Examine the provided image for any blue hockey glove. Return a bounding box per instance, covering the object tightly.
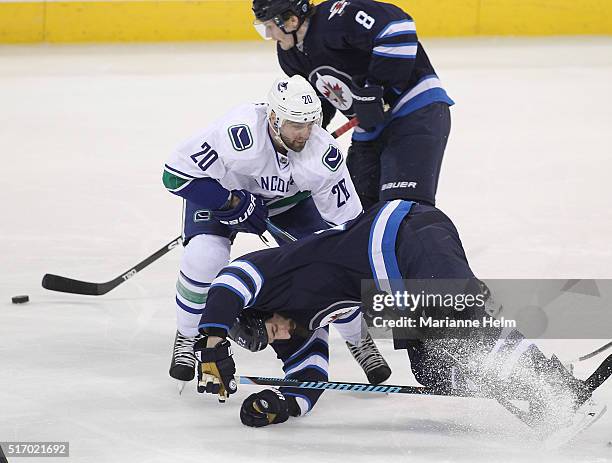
[194,337,237,402]
[240,389,291,427]
[213,189,268,235]
[351,80,385,131]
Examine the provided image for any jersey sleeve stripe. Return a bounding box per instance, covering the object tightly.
[283,339,329,371]
[391,76,445,115]
[375,19,416,40]
[281,393,313,415]
[226,260,264,305]
[164,164,198,179]
[284,327,329,364]
[373,44,418,59]
[163,170,191,192]
[368,200,414,293]
[284,357,329,378]
[210,274,253,305]
[198,322,232,332]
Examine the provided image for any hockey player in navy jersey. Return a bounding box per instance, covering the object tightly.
[252,0,453,210]
[192,201,605,439]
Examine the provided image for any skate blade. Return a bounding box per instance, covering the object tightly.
[177,380,188,395]
[543,403,607,449]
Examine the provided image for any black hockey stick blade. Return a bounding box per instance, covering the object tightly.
[42,236,182,296]
[42,273,110,296]
[585,353,612,392]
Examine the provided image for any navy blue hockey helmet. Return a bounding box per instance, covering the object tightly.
[229,310,271,352]
[252,0,313,37]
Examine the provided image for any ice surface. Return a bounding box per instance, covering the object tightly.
[1,38,611,462]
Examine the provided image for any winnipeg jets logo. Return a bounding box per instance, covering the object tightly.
[318,306,358,327]
[309,301,361,329]
[277,81,288,92]
[328,0,350,19]
[322,79,348,107]
[310,69,354,112]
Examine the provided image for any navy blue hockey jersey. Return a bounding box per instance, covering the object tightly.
[199,200,476,414]
[278,0,454,141]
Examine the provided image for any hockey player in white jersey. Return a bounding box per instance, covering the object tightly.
[163,75,391,390]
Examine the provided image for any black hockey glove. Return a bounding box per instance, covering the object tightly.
[193,337,237,402]
[351,79,385,131]
[240,389,291,427]
[214,189,268,235]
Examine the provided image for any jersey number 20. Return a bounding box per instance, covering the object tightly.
[331,178,351,208]
[190,142,218,171]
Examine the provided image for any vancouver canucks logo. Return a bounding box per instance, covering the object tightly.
[277,81,289,92]
[228,124,253,151]
[310,67,354,113]
[194,210,211,222]
[322,145,343,171]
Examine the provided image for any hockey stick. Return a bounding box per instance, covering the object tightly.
[264,219,297,243]
[42,237,182,296]
[331,117,359,138]
[41,223,293,295]
[237,375,496,398]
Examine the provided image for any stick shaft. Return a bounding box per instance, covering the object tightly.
[331,117,359,139]
[236,375,489,398]
[264,219,297,243]
[578,341,612,362]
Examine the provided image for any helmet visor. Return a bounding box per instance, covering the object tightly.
[253,19,274,40]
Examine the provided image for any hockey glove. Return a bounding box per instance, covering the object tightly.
[351,79,385,131]
[240,389,291,427]
[193,337,237,402]
[213,189,268,235]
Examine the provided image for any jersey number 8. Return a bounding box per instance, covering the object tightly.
[355,11,375,30]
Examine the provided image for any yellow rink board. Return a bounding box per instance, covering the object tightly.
[1,0,611,43]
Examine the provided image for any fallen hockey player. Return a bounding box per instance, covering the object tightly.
[192,199,610,445]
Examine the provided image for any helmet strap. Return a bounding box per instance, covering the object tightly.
[268,112,291,153]
[276,14,307,49]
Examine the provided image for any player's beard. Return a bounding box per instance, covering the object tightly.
[282,135,307,152]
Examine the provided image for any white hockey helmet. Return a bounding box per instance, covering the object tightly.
[267,75,322,133]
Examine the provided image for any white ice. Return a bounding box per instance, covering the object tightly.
[1,38,611,463]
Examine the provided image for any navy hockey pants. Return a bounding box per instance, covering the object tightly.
[347,103,450,210]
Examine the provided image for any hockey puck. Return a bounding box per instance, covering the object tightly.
[11,295,29,304]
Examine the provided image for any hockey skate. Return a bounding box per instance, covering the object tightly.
[169,330,202,394]
[346,332,392,385]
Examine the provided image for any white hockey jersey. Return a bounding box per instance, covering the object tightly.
[164,103,362,225]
